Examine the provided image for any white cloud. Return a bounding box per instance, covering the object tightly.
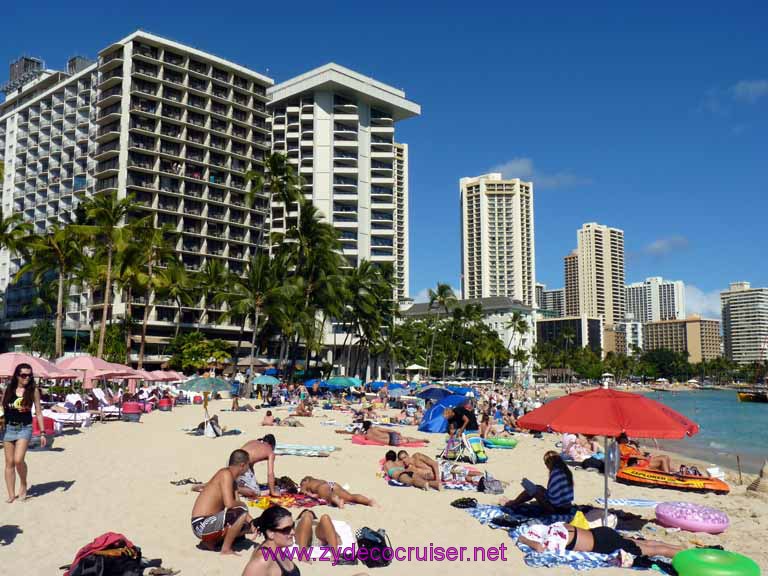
[685,284,722,318]
[643,236,689,256]
[731,80,768,103]
[412,286,461,303]
[490,157,592,190]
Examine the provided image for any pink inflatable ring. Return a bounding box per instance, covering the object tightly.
[655,501,729,534]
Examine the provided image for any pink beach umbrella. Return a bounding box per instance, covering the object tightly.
[0,352,78,380]
[149,370,179,382]
[57,355,138,388]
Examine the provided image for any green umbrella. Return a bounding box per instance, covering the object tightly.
[253,375,280,386]
[179,377,230,393]
[328,376,362,388]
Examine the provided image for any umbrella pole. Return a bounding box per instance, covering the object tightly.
[603,435,609,525]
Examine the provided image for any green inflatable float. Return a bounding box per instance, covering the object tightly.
[483,437,518,449]
[672,549,760,576]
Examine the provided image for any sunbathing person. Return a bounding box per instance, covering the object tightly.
[384,451,440,490]
[294,400,313,417]
[617,433,674,473]
[502,451,574,514]
[240,435,279,498]
[517,521,685,561]
[299,475,377,508]
[190,449,253,555]
[261,410,275,426]
[397,450,440,483]
[361,420,428,446]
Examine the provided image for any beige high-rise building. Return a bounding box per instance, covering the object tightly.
[460,173,535,306]
[575,223,625,325]
[720,282,768,364]
[393,143,409,301]
[642,315,721,364]
[564,250,580,316]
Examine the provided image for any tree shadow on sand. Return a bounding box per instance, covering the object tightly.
[0,525,22,546]
[27,480,75,498]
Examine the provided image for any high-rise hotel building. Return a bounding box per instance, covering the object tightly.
[626,276,686,323]
[575,223,626,325]
[460,173,535,306]
[721,282,768,365]
[267,64,419,302]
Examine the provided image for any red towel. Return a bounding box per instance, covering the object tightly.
[351,434,427,447]
[65,532,135,576]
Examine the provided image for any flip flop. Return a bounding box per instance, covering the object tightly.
[170,478,201,486]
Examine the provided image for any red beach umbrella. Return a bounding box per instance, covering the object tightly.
[518,387,699,439]
[518,388,699,524]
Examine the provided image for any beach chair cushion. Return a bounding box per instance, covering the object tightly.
[464,433,488,464]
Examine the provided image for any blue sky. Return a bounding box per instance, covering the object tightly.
[4,2,766,317]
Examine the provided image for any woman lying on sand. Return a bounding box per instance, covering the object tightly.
[384,451,440,490]
[299,476,377,508]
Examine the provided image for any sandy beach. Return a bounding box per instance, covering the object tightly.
[4,400,767,575]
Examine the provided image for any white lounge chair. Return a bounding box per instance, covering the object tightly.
[92,388,122,420]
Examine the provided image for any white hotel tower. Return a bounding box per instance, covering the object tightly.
[267,64,420,301]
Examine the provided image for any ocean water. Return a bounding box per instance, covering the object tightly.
[641,389,768,474]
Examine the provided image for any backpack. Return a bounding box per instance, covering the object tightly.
[65,533,143,576]
[355,527,392,568]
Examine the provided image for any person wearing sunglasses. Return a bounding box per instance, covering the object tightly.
[2,363,47,502]
[242,506,300,576]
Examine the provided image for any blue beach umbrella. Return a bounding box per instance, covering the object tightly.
[370,381,389,391]
[417,385,452,402]
[253,374,280,386]
[328,376,362,388]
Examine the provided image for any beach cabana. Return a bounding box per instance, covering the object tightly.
[418,394,470,433]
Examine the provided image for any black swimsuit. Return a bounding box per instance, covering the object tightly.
[276,557,300,576]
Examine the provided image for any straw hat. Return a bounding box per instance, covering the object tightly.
[747,460,768,494]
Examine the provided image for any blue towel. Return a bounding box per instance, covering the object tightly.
[465,504,574,528]
[512,526,621,570]
[595,498,659,508]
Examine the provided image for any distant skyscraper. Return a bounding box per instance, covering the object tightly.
[721,282,768,365]
[535,282,545,309]
[576,223,626,325]
[642,316,721,364]
[542,288,565,317]
[460,173,535,306]
[626,277,686,322]
[564,250,580,316]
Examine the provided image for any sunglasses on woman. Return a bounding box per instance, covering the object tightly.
[271,523,295,535]
[19,373,32,379]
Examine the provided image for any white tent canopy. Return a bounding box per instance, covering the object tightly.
[405,364,427,371]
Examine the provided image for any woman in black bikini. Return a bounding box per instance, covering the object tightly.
[2,363,47,503]
[242,506,300,576]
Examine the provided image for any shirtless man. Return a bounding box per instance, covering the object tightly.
[240,435,279,498]
[361,420,428,446]
[397,450,440,485]
[299,476,377,508]
[190,449,253,555]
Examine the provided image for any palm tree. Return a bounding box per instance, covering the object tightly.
[73,192,138,358]
[124,224,177,368]
[426,283,457,375]
[196,257,227,329]
[0,209,32,256]
[155,260,195,337]
[17,225,81,357]
[504,311,530,384]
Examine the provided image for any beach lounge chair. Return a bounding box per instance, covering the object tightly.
[92,388,122,421]
[40,408,92,429]
[439,432,488,464]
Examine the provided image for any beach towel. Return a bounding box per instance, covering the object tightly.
[595,498,659,508]
[351,435,427,447]
[275,443,339,457]
[248,493,327,509]
[287,520,356,560]
[380,459,478,491]
[466,504,575,529]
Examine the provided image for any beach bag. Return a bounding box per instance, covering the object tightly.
[355,527,392,568]
[64,533,143,576]
[478,471,504,494]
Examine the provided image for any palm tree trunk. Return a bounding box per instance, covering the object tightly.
[138,260,154,369]
[96,247,114,358]
[427,312,438,375]
[124,285,133,365]
[55,270,65,358]
[249,308,260,382]
[175,297,183,337]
